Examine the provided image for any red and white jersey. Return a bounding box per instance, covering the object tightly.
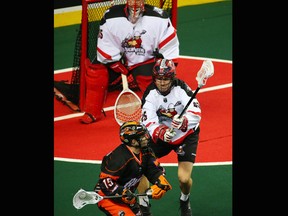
[97,4,179,68]
[141,79,201,145]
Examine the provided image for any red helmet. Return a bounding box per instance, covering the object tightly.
[126,0,145,24]
[152,58,176,95]
[153,58,176,81]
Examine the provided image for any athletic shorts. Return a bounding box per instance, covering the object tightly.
[149,127,200,163]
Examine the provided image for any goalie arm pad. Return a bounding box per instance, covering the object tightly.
[147,175,172,200]
[108,61,129,75]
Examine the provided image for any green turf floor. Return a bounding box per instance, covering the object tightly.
[54,2,232,216]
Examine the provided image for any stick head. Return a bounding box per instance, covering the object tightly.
[196,60,214,88]
[73,189,103,209]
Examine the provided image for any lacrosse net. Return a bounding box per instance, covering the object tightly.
[114,92,142,125]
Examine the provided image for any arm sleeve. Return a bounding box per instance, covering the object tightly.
[97,152,125,196]
[157,18,179,61]
[142,148,165,184]
[97,21,123,64]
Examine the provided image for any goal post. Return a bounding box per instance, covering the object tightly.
[59,0,178,111]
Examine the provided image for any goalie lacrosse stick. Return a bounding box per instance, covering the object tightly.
[73,188,149,210]
[114,74,142,125]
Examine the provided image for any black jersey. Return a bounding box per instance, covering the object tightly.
[97,144,163,197]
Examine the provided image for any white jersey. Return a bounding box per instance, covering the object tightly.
[97,4,179,67]
[141,79,201,145]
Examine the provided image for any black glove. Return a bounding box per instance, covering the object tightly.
[122,189,137,204]
[153,48,164,59]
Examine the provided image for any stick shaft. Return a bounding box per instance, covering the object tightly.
[103,193,148,199]
[179,87,200,118]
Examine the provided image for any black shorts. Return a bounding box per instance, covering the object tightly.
[149,127,200,163]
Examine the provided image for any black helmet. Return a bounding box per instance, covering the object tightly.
[120,121,150,146]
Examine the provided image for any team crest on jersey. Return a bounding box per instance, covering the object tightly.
[156,102,181,122]
[121,30,146,55]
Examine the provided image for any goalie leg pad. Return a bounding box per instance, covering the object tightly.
[80,60,109,124]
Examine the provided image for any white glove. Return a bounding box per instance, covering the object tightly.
[162,129,176,142]
[154,125,177,143]
[171,114,188,132]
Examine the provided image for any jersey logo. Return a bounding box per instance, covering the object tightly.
[157,103,179,122]
[124,177,141,189]
[121,30,146,55]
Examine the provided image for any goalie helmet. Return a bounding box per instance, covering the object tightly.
[120,121,150,147]
[126,0,145,24]
[152,58,176,95]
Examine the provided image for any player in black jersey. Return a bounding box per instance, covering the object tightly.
[95,121,172,215]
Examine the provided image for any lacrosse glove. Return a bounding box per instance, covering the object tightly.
[155,125,176,143]
[147,175,172,199]
[109,61,129,75]
[171,114,188,132]
[152,48,164,59]
[122,189,137,204]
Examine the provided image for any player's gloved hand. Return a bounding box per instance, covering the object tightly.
[122,189,137,204]
[147,175,172,199]
[171,114,188,132]
[152,48,164,59]
[156,125,176,143]
[109,61,129,75]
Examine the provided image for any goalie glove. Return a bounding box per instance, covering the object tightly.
[122,189,137,205]
[147,175,172,199]
[109,61,129,75]
[154,125,176,143]
[171,114,188,132]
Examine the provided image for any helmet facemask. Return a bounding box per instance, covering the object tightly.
[126,0,145,24]
[120,121,151,149]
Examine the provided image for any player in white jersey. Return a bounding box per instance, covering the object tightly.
[138,58,201,216]
[97,0,179,94]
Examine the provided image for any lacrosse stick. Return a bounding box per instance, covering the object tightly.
[179,59,214,118]
[170,59,214,132]
[114,74,142,125]
[73,188,150,210]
